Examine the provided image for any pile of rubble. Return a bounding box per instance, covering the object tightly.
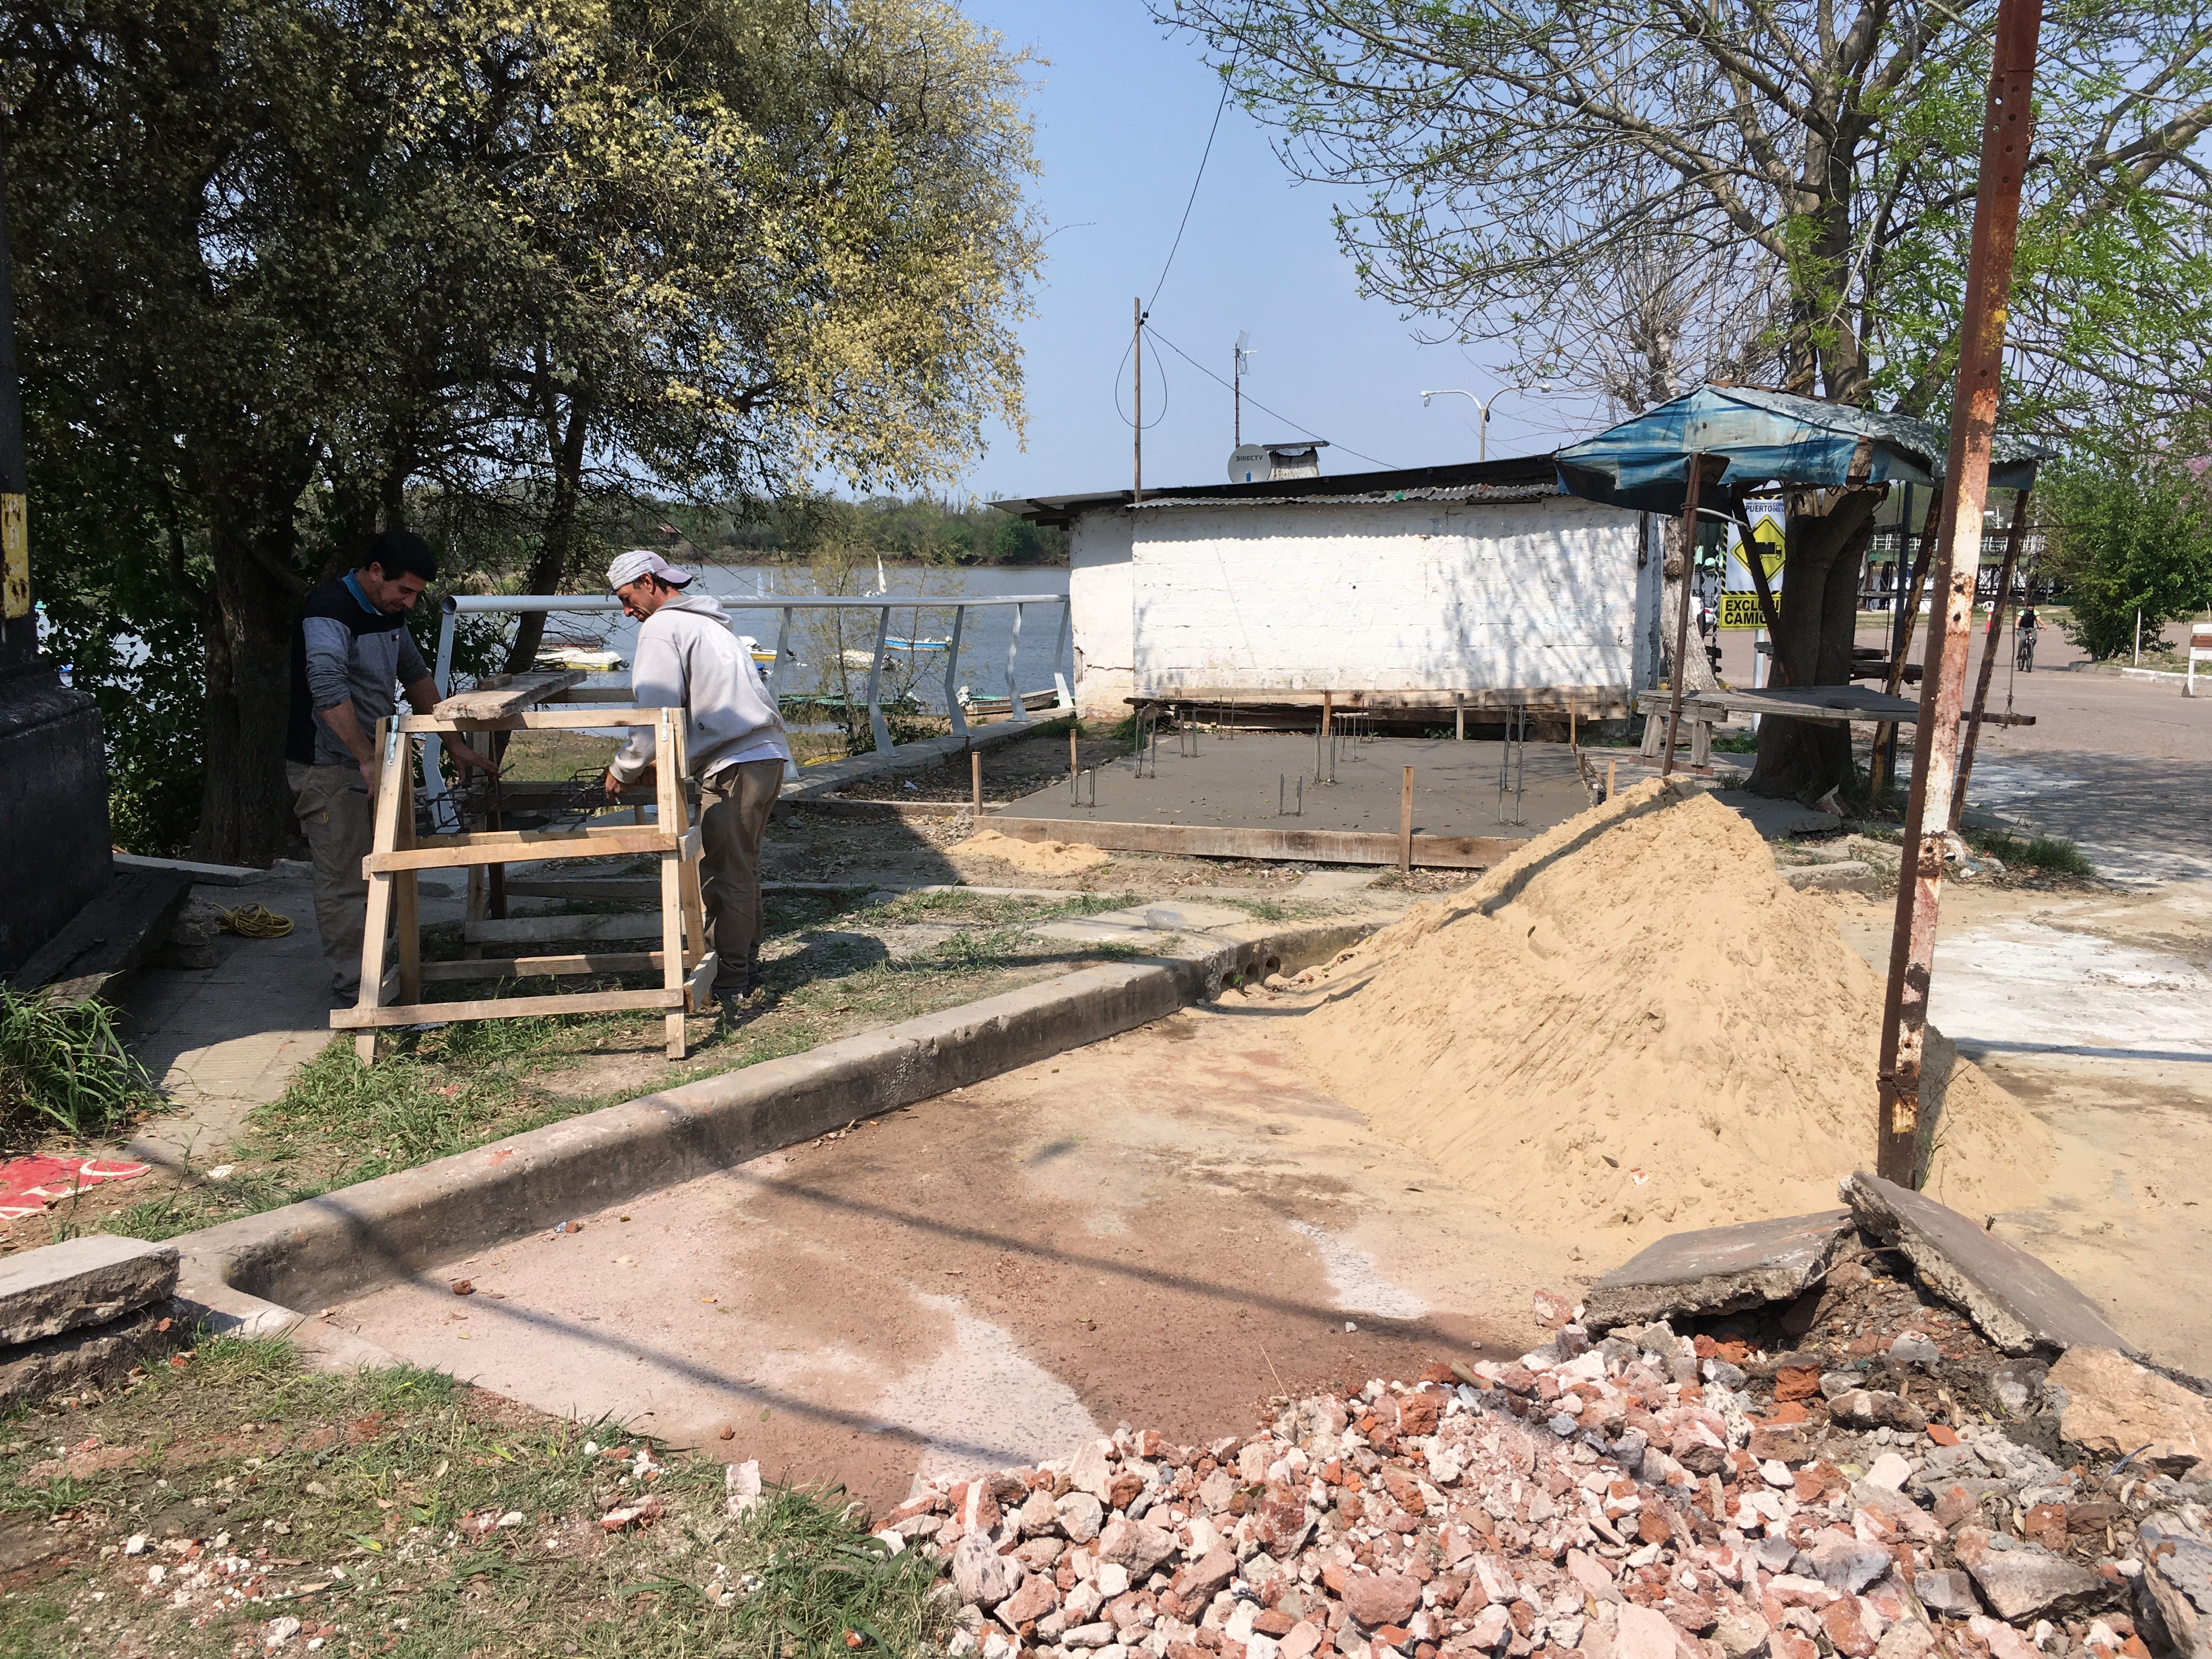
[888,1195,2212,1659]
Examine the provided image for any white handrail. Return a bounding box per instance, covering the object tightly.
[426,589,1073,807]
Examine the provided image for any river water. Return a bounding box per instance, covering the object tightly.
[545,562,1072,714]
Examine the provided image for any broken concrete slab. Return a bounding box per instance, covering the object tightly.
[1843,1172,2135,1357]
[2141,1518,2212,1659]
[2048,1347,2212,1476]
[1964,1548,2109,1622]
[1583,1210,1854,1334]
[0,1234,180,1346]
[0,1300,180,1408]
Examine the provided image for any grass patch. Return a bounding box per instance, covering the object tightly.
[0,989,162,1153]
[0,1335,950,1658]
[1965,827,2095,874]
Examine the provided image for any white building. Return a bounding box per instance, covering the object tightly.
[994,455,1666,720]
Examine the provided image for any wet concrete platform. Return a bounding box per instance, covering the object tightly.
[991,732,1592,839]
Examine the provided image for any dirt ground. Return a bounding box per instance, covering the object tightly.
[329,999,1571,1515]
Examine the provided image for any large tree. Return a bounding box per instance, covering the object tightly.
[7,0,1041,861]
[1156,0,2212,797]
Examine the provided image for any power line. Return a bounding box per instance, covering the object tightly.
[1147,325,1400,471]
[1148,63,1237,312]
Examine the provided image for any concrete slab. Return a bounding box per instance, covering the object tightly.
[325,1002,1573,1510]
[1843,1172,2137,1357]
[0,1235,178,1345]
[1710,790,1845,840]
[1582,1210,1855,1333]
[1294,870,1383,897]
[997,733,1589,839]
[116,869,336,1169]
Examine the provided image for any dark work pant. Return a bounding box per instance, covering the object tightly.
[699,758,783,991]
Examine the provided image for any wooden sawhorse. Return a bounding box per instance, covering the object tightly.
[330,699,712,1064]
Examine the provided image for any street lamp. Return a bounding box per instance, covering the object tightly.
[1419,384,1550,463]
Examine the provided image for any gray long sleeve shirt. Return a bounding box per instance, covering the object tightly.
[610,591,789,782]
[286,572,430,767]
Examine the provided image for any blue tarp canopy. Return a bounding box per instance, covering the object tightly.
[1554,385,2051,515]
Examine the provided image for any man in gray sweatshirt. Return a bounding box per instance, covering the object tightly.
[602,549,791,1011]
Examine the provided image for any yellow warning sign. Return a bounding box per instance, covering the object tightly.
[1718,591,1776,630]
[1,495,26,620]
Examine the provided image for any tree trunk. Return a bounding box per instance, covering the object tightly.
[504,391,590,675]
[191,472,311,865]
[1743,488,1883,802]
[1659,514,1721,694]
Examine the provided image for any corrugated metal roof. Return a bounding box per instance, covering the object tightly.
[991,453,1564,526]
[1130,479,1564,509]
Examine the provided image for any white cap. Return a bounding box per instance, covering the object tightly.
[607,548,694,591]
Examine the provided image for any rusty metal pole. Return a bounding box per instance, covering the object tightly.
[1950,489,2034,833]
[1132,298,1144,504]
[1876,0,2042,1186]
[1660,458,1711,778]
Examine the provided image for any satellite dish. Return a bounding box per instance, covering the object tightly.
[1229,443,1271,483]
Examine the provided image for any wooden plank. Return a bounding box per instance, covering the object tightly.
[330,986,683,1030]
[420,951,663,981]
[7,869,194,996]
[772,797,975,822]
[503,878,661,902]
[659,710,689,1060]
[432,670,589,723]
[352,719,411,1063]
[464,913,664,945]
[546,686,646,704]
[984,816,1522,870]
[362,826,696,873]
[397,709,664,733]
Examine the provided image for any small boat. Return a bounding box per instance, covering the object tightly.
[887,636,951,652]
[535,646,624,670]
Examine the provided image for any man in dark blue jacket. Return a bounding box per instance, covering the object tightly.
[287,531,490,1001]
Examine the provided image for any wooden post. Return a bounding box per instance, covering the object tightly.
[1662,459,1714,777]
[352,718,409,1065]
[1454,700,1464,742]
[1606,757,1617,802]
[1877,0,2043,1187]
[657,709,688,1060]
[1399,766,1414,873]
[394,754,420,1008]
[1951,489,2033,832]
[970,749,983,815]
[1069,727,1079,782]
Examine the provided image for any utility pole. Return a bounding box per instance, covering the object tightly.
[1132,297,1143,504]
[1875,0,2043,1186]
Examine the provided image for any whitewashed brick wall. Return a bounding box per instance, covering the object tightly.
[1107,496,1650,697]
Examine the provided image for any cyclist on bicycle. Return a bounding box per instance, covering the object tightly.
[2016,605,2039,672]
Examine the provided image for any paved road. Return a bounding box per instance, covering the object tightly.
[1714,626,2212,885]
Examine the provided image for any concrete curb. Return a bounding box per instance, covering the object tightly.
[171,918,1372,1362]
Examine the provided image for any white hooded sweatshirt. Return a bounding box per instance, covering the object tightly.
[608,590,789,783]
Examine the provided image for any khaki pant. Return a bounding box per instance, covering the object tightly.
[699,759,783,993]
[287,760,376,997]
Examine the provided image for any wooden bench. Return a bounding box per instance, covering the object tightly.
[1635,685,1923,762]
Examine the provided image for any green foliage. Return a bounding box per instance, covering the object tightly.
[1160,0,2212,435]
[9,0,1045,861]
[2039,459,2212,659]
[0,989,160,1150]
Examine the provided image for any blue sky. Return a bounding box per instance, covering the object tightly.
[947,2,1586,504]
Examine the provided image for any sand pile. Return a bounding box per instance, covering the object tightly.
[1290,779,2052,1244]
[947,827,1110,876]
